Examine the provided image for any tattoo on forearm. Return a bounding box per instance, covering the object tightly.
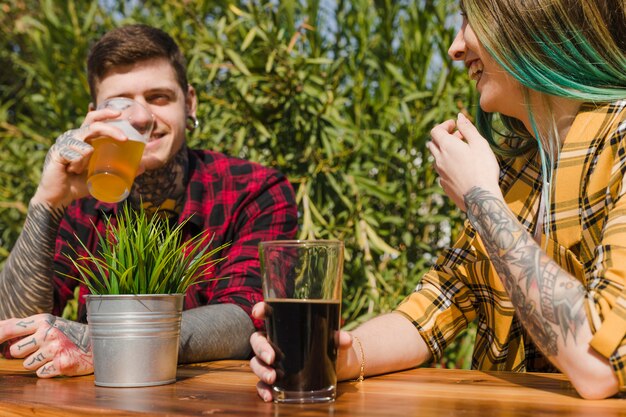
[464,187,587,357]
[44,316,91,353]
[544,269,586,340]
[0,203,65,319]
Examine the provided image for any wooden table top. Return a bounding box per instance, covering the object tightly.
[0,358,624,416]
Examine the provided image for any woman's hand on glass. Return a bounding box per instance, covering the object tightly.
[249,302,354,402]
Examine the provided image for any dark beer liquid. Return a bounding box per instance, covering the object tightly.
[265,299,340,392]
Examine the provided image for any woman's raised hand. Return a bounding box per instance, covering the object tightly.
[427,113,502,211]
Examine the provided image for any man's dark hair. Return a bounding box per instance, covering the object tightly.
[87,24,188,103]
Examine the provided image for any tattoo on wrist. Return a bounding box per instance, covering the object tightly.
[45,316,91,353]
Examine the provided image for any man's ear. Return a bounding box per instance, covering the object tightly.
[186,85,197,118]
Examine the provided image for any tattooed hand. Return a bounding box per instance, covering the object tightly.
[32,106,127,208]
[0,314,93,378]
[428,113,502,211]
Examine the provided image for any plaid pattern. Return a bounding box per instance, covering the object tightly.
[396,101,626,390]
[52,148,298,330]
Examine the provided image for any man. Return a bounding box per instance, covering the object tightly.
[0,24,298,378]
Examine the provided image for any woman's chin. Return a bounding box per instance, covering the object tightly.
[478,95,497,114]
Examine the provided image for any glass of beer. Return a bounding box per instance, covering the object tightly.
[86,98,154,203]
[259,240,344,404]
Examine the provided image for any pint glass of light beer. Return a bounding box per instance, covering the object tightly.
[87,98,154,203]
[259,240,344,404]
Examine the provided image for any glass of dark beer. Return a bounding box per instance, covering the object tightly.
[259,240,344,404]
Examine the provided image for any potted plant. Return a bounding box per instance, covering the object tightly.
[67,205,228,387]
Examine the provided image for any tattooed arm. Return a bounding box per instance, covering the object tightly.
[429,114,618,399]
[0,203,65,319]
[0,111,122,319]
[0,131,88,320]
[464,188,618,399]
[0,180,97,376]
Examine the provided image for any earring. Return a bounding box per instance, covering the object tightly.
[186,116,199,132]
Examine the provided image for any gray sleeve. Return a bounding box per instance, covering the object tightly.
[177,303,255,363]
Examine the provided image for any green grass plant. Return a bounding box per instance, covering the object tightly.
[67,205,229,295]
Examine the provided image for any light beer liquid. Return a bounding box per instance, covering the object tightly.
[87,137,145,203]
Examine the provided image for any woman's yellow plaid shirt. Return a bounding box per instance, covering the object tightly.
[397,101,626,391]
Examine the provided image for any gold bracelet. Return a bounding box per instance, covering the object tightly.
[351,334,365,382]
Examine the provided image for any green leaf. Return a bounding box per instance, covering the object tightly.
[305,58,333,65]
[241,27,257,51]
[265,49,277,73]
[225,49,251,76]
[384,62,410,86]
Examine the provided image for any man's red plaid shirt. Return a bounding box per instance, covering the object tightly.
[52,148,298,330]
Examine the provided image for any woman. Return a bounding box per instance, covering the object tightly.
[250,0,626,400]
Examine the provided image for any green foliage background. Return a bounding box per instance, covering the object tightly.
[0,0,477,368]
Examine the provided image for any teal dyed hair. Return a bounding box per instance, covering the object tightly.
[462,0,626,145]
[461,0,626,238]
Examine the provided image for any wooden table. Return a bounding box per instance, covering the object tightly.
[0,358,623,416]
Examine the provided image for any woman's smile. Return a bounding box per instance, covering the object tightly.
[467,59,484,83]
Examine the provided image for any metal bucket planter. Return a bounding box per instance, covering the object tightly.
[86,294,183,387]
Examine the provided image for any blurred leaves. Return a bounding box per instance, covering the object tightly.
[0,0,477,367]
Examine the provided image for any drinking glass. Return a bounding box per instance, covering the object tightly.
[86,97,154,203]
[259,240,344,404]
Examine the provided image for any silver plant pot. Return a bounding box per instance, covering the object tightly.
[86,294,184,387]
